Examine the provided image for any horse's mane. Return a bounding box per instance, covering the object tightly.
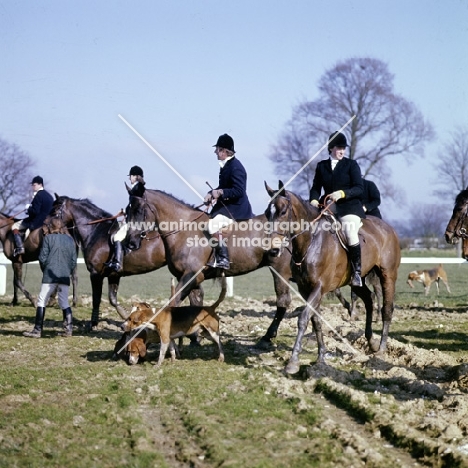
[455,189,468,207]
[146,189,203,211]
[57,196,113,218]
[287,190,319,218]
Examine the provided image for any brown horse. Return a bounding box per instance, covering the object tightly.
[50,195,203,326]
[0,212,78,306]
[264,181,401,374]
[445,189,468,257]
[124,188,293,344]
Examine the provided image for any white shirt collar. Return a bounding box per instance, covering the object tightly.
[219,155,234,169]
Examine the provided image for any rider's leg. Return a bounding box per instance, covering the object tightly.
[341,215,363,287]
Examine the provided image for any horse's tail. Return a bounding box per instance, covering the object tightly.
[210,275,227,311]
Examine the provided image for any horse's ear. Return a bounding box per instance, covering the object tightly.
[264,181,276,198]
[278,180,286,197]
[125,182,132,194]
[54,193,60,200]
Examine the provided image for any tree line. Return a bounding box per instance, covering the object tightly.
[2,57,467,242]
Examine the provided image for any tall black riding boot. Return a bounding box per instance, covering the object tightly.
[206,237,230,270]
[216,244,230,270]
[348,243,362,287]
[13,232,25,256]
[23,307,45,338]
[59,307,73,337]
[104,241,123,272]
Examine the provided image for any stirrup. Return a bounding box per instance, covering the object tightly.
[215,258,230,270]
[350,273,362,287]
[14,247,25,256]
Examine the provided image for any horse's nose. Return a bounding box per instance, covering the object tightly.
[269,248,280,257]
[445,231,453,243]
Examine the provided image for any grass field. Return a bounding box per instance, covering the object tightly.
[2,248,467,308]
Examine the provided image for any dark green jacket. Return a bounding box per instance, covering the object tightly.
[39,233,77,285]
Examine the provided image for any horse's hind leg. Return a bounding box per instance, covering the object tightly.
[375,268,397,355]
[258,270,291,346]
[351,284,379,352]
[12,262,35,306]
[71,265,79,307]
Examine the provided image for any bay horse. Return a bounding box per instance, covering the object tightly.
[445,189,468,257]
[124,188,293,345]
[49,195,203,326]
[264,181,401,374]
[0,212,78,306]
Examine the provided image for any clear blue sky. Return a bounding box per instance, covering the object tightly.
[1,0,467,221]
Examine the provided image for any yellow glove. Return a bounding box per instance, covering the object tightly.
[310,200,319,208]
[330,190,345,202]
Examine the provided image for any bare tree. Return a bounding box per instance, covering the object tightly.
[433,127,468,198]
[269,57,435,200]
[0,137,36,213]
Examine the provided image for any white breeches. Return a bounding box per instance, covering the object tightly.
[340,214,362,246]
[12,220,31,238]
[37,283,70,309]
[112,223,128,242]
[207,215,234,235]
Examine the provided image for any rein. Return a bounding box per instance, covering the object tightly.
[272,194,344,266]
[86,209,125,225]
[0,208,29,230]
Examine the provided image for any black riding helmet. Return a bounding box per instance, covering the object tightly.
[213,134,235,153]
[327,132,349,152]
[128,165,144,177]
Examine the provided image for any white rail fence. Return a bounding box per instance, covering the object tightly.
[0,254,465,297]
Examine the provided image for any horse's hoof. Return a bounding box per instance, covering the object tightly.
[255,337,274,350]
[369,338,380,353]
[284,360,300,375]
[84,321,99,333]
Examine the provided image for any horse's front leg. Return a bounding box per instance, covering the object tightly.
[108,275,129,320]
[285,287,321,374]
[259,270,291,345]
[87,273,104,331]
[174,272,203,305]
[188,284,204,307]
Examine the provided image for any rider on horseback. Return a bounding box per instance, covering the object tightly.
[309,132,366,287]
[105,165,146,272]
[12,175,54,257]
[204,134,254,269]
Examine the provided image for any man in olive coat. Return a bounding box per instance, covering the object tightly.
[23,218,77,338]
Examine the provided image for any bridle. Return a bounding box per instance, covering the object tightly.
[446,202,468,239]
[267,193,340,266]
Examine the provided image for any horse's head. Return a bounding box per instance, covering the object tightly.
[264,181,293,257]
[50,195,72,225]
[125,195,152,251]
[445,189,468,245]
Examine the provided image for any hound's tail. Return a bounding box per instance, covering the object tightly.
[210,274,227,310]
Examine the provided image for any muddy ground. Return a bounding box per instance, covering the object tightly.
[214,297,468,467]
[2,293,468,467]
